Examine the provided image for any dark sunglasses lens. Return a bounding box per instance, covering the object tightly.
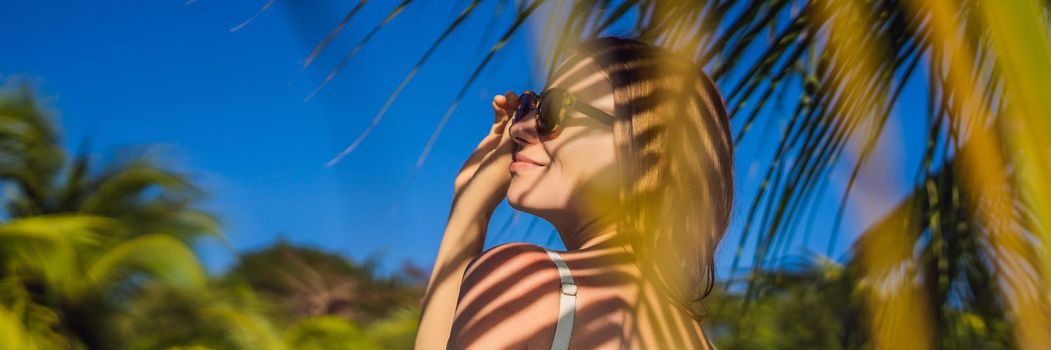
[537,89,568,136]
[514,93,535,122]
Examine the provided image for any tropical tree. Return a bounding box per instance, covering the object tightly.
[268,0,1051,348]
[224,242,425,349]
[102,281,284,350]
[0,79,226,349]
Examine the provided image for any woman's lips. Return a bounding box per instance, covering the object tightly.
[510,161,542,172]
[510,152,545,173]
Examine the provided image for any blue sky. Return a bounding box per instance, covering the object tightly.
[1,0,927,278]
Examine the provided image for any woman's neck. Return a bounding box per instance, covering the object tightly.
[551,215,630,252]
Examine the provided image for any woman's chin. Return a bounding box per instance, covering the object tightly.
[506,190,539,214]
[506,190,526,211]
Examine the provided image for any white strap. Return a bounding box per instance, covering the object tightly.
[543,248,576,350]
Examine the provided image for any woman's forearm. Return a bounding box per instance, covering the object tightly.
[416,98,513,348]
[416,202,493,349]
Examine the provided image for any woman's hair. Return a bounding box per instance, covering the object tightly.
[558,37,734,319]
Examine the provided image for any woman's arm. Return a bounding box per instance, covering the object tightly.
[415,93,518,349]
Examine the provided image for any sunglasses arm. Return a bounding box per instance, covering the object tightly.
[571,99,616,125]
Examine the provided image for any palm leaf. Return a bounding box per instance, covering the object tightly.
[0,305,38,350]
[230,0,278,32]
[0,215,119,294]
[325,0,484,167]
[301,0,371,69]
[306,0,416,101]
[414,0,546,169]
[87,233,207,292]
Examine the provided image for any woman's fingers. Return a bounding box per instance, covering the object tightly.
[457,120,513,195]
[494,91,519,117]
[491,92,518,135]
[457,92,516,193]
[492,94,510,124]
[505,91,519,109]
[499,91,519,118]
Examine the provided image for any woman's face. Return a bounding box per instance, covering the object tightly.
[506,56,619,221]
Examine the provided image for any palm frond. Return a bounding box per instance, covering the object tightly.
[306,0,415,101]
[301,0,370,69]
[325,0,484,167]
[0,305,39,350]
[87,233,207,292]
[0,215,120,294]
[414,0,547,169]
[230,0,278,32]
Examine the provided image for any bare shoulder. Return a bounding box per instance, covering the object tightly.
[462,242,553,283]
[448,242,562,348]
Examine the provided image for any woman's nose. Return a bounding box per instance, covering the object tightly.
[509,110,540,146]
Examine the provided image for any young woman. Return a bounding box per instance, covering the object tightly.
[416,37,733,349]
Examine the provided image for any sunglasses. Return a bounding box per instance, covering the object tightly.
[512,87,616,138]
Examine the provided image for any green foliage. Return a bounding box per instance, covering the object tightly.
[105,282,283,350]
[0,215,114,295]
[283,316,380,350]
[365,307,421,350]
[86,234,207,292]
[705,260,866,350]
[0,305,39,350]
[224,241,424,326]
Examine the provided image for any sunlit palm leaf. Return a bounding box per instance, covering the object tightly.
[0,215,118,294]
[87,234,207,292]
[79,162,194,214]
[0,305,38,350]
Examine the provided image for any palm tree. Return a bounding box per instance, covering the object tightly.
[0,79,226,349]
[273,0,1051,348]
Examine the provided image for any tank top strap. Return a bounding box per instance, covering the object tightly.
[542,247,576,350]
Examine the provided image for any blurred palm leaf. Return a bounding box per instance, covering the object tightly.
[0,215,116,295]
[0,305,39,350]
[87,233,207,291]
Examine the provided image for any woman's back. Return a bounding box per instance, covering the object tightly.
[446,242,715,349]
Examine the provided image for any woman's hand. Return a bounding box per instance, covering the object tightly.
[451,92,518,215]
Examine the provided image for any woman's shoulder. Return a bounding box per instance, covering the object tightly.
[462,242,554,281]
[449,242,563,348]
